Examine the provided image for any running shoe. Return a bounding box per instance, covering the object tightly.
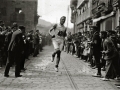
[101,78,109,81]
[55,67,58,72]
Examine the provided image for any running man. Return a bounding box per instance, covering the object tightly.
[49,16,67,72]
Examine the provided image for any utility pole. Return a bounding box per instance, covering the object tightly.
[74,7,76,34]
[67,5,69,29]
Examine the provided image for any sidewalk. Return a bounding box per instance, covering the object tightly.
[0,45,119,90]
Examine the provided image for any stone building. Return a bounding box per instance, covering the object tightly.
[0,0,39,31]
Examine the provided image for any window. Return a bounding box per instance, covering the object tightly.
[15,8,22,13]
[79,10,81,15]
[83,7,84,12]
[105,18,112,30]
[86,3,88,9]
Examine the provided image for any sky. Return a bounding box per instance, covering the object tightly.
[37,0,73,28]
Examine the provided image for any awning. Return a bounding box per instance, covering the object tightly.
[92,11,115,23]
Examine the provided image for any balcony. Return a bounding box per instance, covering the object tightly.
[76,8,91,24]
[92,1,113,18]
[77,0,89,9]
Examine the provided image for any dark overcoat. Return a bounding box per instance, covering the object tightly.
[8,30,24,54]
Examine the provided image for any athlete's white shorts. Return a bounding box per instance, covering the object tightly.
[52,39,64,51]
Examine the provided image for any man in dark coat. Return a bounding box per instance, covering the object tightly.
[26,30,34,55]
[91,26,102,77]
[4,26,25,77]
[20,35,27,71]
[4,23,18,66]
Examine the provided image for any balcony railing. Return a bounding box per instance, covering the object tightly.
[77,0,89,9]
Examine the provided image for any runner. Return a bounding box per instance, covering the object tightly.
[49,16,67,72]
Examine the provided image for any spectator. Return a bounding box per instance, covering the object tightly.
[102,30,119,81]
[91,26,102,77]
[4,25,25,77]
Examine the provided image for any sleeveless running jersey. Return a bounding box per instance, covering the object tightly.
[52,24,66,40]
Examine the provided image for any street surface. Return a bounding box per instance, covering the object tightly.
[0,45,119,90]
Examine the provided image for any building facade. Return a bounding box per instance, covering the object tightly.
[70,0,120,33]
[0,0,39,31]
[70,0,93,33]
[92,0,119,31]
[76,0,92,33]
[70,0,78,34]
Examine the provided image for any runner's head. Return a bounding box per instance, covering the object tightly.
[60,16,66,25]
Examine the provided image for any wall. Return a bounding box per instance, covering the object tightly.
[0,0,38,31]
[100,16,117,31]
[75,0,92,33]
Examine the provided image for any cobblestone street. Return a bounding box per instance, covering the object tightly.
[0,46,119,90]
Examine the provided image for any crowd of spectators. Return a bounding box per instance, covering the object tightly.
[64,26,120,86]
[0,21,50,77]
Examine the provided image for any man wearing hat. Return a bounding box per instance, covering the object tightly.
[4,25,25,77]
[91,26,102,77]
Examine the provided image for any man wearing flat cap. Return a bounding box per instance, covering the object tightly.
[4,25,25,77]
